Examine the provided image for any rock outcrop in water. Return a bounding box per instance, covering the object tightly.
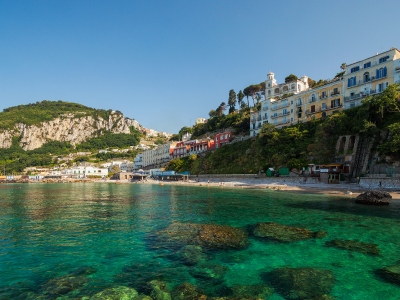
[252,222,327,242]
[263,267,335,300]
[355,190,392,205]
[325,239,380,256]
[155,223,249,249]
[190,262,229,285]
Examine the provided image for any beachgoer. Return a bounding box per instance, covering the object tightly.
[379,181,382,188]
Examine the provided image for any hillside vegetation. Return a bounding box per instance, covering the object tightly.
[0,100,120,130]
[166,84,400,175]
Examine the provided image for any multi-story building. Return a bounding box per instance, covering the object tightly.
[214,132,233,148]
[343,48,400,109]
[265,72,309,99]
[171,139,214,159]
[195,118,207,125]
[142,148,154,168]
[395,58,400,85]
[250,110,264,136]
[62,166,108,178]
[268,96,295,128]
[134,153,143,170]
[294,78,344,123]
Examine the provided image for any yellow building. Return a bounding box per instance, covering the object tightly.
[343,48,400,109]
[195,118,206,125]
[294,78,344,123]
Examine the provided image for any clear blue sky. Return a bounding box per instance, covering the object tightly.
[0,0,399,133]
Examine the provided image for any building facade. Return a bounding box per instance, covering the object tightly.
[295,78,344,123]
[134,153,143,170]
[395,58,400,85]
[214,132,233,148]
[343,48,400,109]
[62,166,108,178]
[265,72,309,99]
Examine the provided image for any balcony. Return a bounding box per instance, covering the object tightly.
[347,74,387,88]
[257,116,262,121]
[262,107,269,111]
[344,89,380,102]
[271,111,290,119]
[320,95,328,100]
[262,115,268,120]
[271,103,290,111]
[396,66,400,73]
[331,91,340,96]
[345,60,389,75]
[296,102,303,107]
[305,104,343,115]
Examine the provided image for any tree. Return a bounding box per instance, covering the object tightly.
[308,78,316,88]
[209,109,217,118]
[228,89,237,108]
[285,74,298,83]
[216,102,227,116]
[237,90,244,107]
[244,84,262,106]
[340,63,347,71]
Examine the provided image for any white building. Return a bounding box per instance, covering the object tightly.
[120,161,135,172]
[182,132,192,141]
[62,166,108,178]
[142,148,154,168]
[136,144,150,150]
[395,58,400,85]
[98,150,109,154]
[134,153,143,170]
[265,72,309,99]
[109,161,123,172]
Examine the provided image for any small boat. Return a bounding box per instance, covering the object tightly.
[159,183,164,186]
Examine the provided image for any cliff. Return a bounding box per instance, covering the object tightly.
[0,113,140,150]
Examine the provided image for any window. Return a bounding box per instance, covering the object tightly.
[216,136,218,141]
[291,118,293,122]
[273,103,278,110]
[377,67,387,79]
[298,113,302,118]
[273,112,278,117]
[322,112,326,117]
[333,88,338,94]
[311,115,315,120]
[311,105,315,113]
[322,103,326,110]
[221,135,224,140]
[225,134,228,139]
[297,98,302,105]
[268,83,271,87]
[268,90,271,95]
[331,99,340,107]
[364,62,371,68]
[322,91,327,98]
[379,56,389,63]
[348,76,356,87]
[274,88,279,94]
[282,100,287,107]
[291,109,293,113]
[351,66,359,73]
[311,94,316,102]
[350,103,355,108]
[283,109,287,115]
[253,116,255,121]
[265,113,267,118]
[363,72,370,82]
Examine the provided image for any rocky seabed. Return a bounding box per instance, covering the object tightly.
[2,220,400,300]
[0,114,140,150]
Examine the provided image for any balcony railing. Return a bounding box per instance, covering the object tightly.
[262,115,268,120]
[305,104,343,114]
[345,60,390,75]
[347,74,387,87]
[271,111,290,119]
[262,107,269,111]
[296,102,303,107]
[320,95,328,100]
[257,116,262,121]
[271,103,290,110]
[331,91,340,96]
[344,89,381,102]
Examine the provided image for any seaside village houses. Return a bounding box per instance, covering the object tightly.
[250,47,400,136]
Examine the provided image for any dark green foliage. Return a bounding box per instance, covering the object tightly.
[0,100,118,130]
[95,151,138,161]
[191,110,250,139]
[285,74,298,83]
[75,132,140,151]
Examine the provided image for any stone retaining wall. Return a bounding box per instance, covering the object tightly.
[359,177,400,189]
[188,174,320,185]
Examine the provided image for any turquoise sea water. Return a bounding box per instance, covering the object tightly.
[1,183,400,299]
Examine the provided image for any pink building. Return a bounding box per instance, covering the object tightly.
[213,132,233,149]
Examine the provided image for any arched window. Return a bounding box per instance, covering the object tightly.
[274,88,280,94]
[297,98,302,105]
[268,90,271,96]
[268,83,271,87]
[291,84,295,90]
[283,86,289,92]
[311,94,316,102]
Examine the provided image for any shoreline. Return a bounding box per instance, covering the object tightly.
[3,178,400,199]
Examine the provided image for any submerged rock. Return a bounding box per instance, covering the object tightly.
[264,267,335,300]
[377,263,400,284]
[230,284,273,299]
[155,223,249,249]
[178,245,207,265]
[325,239,380,256]
[313,231,328,239]
[253,222,323,242]
[190,262,229,284]
[90,286,139,300]
[148,280,171,300]
[171,283,205,300]
[39,274,91,297]
[355,190,392,205]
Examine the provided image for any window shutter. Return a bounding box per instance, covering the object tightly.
[364,64,366,69]
[348,78,351,87]
[376,69,379,79]
[384,66,387,77]
[379,58,382,63]
[353,77,356,86]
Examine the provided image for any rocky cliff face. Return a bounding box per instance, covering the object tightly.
[0,113,141,150]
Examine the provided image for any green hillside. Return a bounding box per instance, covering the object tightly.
[0,100,119,130]
[166,84,400,175]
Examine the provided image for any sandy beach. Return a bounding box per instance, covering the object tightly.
[104,177,400,200]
